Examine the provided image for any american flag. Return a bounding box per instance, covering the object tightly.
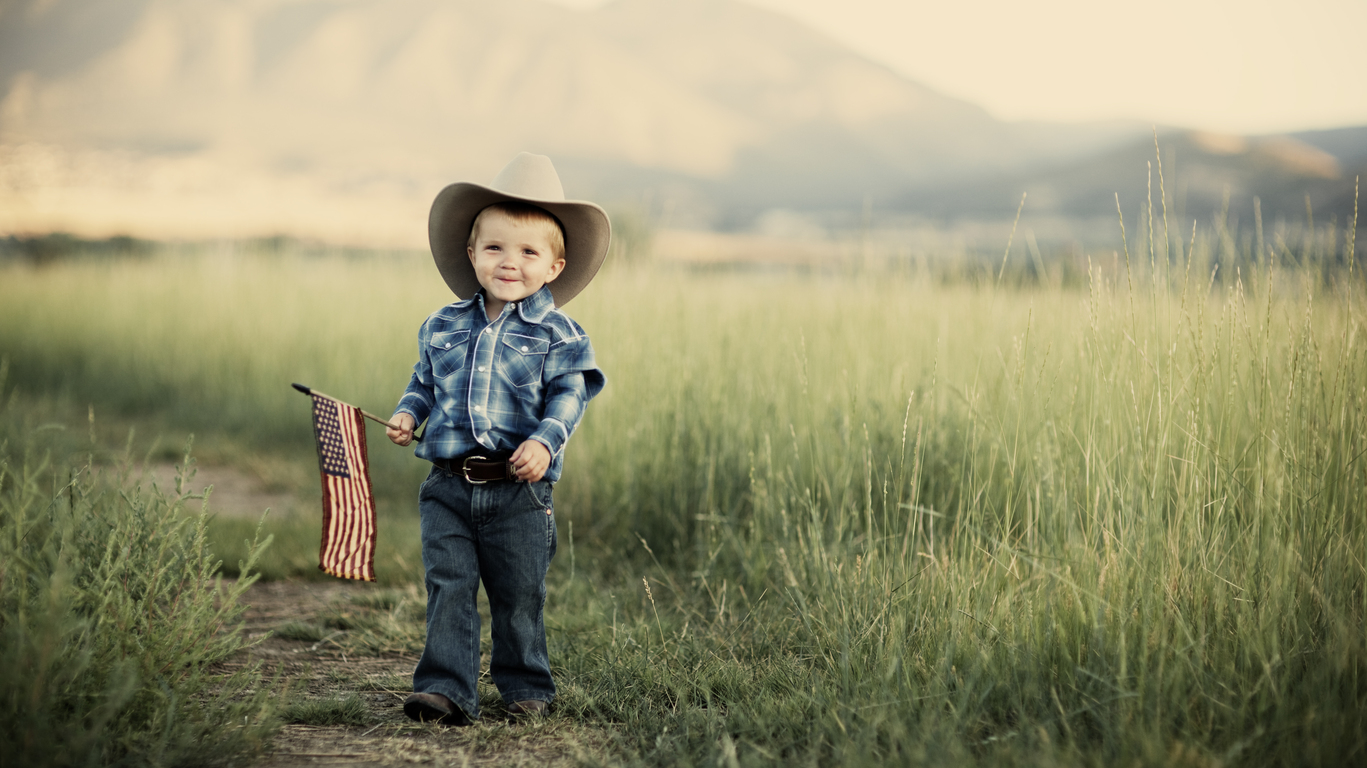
[310,395,377,582]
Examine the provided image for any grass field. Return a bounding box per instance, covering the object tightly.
[1,218,1364,765]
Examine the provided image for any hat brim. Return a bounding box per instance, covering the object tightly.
[428,182,611,307]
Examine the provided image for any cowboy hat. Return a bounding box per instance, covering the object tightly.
[428,152,611,306]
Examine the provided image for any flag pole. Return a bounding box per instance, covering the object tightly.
[292,383,422,441]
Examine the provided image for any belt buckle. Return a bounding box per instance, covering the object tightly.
[461,455,488,484]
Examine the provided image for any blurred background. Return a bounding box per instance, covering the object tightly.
[5,5,1366,764]
[2,0,1364,261]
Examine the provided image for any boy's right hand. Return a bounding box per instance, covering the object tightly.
[387,413,416,446]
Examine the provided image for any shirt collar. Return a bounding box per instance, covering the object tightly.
[463,284,556,324]
[514,284,556,324]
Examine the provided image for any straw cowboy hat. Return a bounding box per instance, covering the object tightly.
[428,152,611,307]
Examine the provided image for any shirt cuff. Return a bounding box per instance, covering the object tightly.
[393,394,430,426]
[529,418,570,457]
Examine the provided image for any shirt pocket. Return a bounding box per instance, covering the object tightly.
[429,330,470,380]
[498,333,550,390]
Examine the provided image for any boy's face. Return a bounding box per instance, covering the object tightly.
[467,209,566,315]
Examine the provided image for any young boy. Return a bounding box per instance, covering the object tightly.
[386,152,608,725]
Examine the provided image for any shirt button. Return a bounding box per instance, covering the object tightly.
[478,366,485,372]
[510,302,517,310]
[521,345,529,352]
[474,405,483,412]
[484,328,492,334]
[444,342,451,349]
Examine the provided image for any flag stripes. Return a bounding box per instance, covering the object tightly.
[311,395,377,582]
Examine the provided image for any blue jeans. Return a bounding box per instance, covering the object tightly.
[413,466,557,719]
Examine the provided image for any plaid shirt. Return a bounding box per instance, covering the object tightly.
[393,285,605,482]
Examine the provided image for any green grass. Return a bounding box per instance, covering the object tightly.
[207,510,423,582]
[0,388,280,766]
[275,620,330,642]
[0,219,1363,766]
[356,672,412,693]
[282,694,370,727]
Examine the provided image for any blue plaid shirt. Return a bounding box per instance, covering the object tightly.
[393,285,605,482]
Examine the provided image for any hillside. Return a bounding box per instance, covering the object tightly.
[0,0,1153,241]
[0,0,1357,244]
[895,129,1362,233]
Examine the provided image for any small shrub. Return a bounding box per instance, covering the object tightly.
[0,399,279,767]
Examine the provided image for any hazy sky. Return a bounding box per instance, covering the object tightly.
[553,0,1367,134]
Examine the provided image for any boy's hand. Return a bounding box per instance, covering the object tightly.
[510,439,551,482]
[387,413,416,446]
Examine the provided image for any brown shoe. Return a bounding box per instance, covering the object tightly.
[506,699,548,717]
[403,692,472,726]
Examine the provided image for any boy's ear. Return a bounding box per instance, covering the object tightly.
[468,246,476,265]
[544,257,566,283]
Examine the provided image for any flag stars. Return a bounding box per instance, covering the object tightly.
[312,399,352,478]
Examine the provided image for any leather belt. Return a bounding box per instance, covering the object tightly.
[433,452,517,484]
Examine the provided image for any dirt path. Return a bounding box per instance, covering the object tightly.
[229,578,608,767]
[170,455,612,766]
[141,461,297,518]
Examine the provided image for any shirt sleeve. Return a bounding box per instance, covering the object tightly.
[527,333,605,456]
[394,321,436,427]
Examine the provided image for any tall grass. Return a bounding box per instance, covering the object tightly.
[0,376,280,765]
[552,250,1366,765]
[0,222,1362,764]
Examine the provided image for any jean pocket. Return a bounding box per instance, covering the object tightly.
[429,330,470,379]
[521,480,553,511]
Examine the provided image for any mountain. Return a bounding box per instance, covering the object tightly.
[896,129,1361,233]
[0,0,1355,245]
[1293,126,1367,168]
[581,0,1147,219]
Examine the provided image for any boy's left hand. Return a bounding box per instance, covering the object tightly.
[510,439,551,482]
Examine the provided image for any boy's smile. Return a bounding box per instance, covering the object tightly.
[467,209,566,320]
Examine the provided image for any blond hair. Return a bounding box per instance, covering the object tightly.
[468,202,566,261]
